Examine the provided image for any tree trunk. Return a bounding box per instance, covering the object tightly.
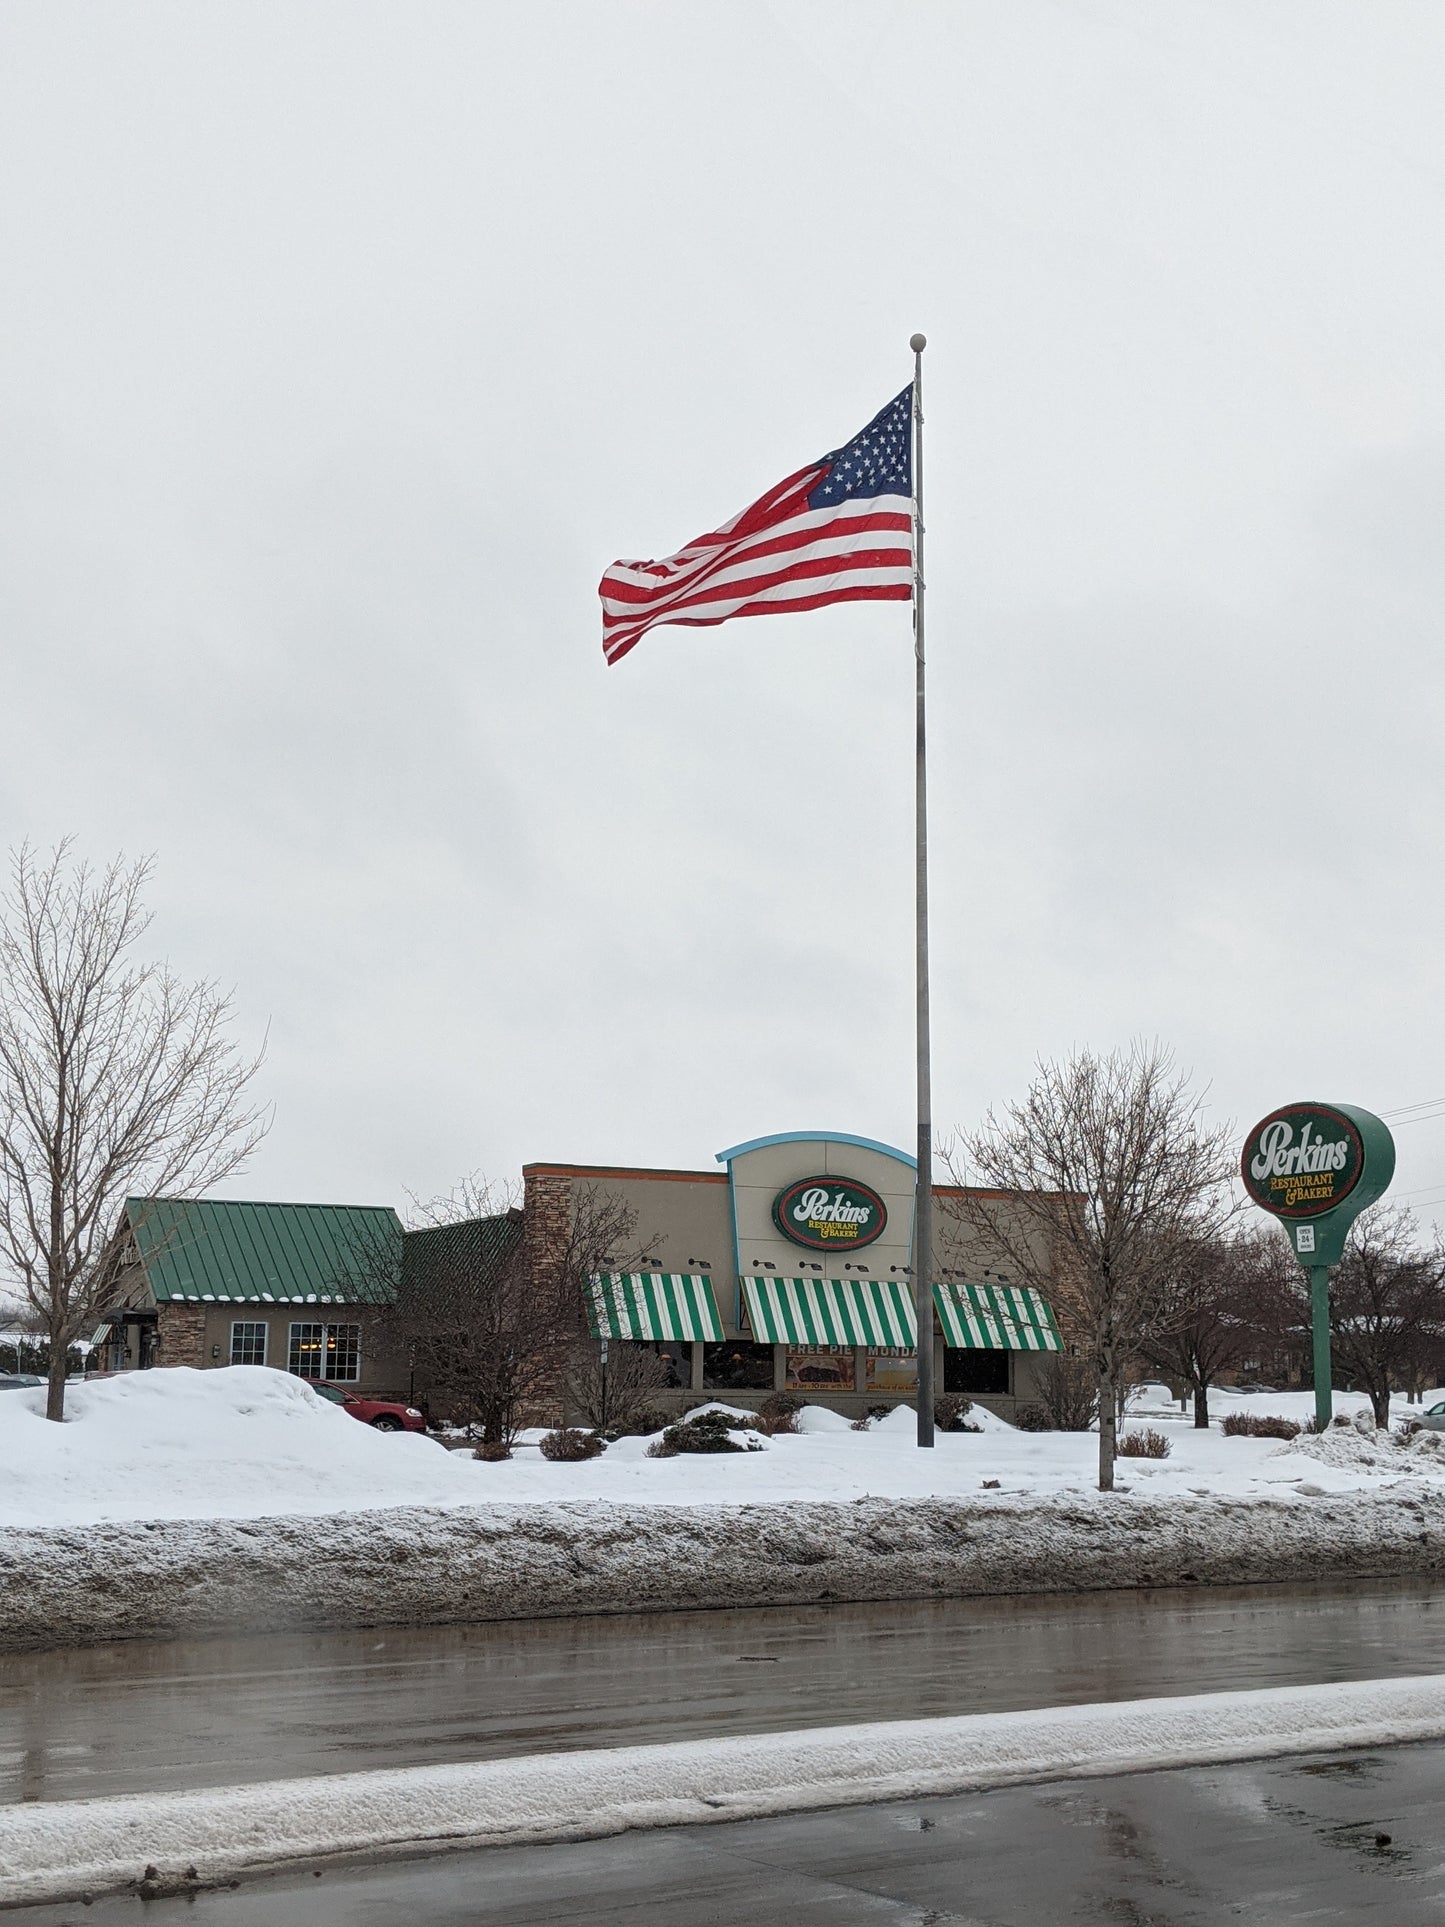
[1370,1385,1390,1429]
[1097,1365,1116,1491]
[1193,1381,1210,1428]
[45,1333,68,1423]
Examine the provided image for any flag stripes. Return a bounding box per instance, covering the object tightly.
[599,385,915,665]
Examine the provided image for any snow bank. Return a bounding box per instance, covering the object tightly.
[7,1482,1445,1651]
[0,1367,480,1526]
[11,1369,1445,1533]
[8,1674,1445,1906]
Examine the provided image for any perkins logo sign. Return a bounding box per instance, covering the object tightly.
[1240,1106,1365,1218]
[772,1177,887,1252]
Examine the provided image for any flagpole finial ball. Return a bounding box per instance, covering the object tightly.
[909,333,927,353]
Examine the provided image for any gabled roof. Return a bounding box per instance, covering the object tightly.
[124,1197,402,1306]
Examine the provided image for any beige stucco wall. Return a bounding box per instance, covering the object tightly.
[154,1304,407,1397]
[528,1147,1068,1423]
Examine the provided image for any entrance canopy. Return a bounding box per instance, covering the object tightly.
[741,1275,917,1349]
[585,1273,724,1342]
[933,1282,1062,1352]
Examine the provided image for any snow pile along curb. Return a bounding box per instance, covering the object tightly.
[5,1675,1445,1906]
[5,1487,1445,1648]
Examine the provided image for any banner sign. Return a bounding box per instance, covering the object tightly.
[772,1176,887,1252]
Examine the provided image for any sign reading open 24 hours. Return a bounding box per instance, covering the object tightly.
[772,1176,887,1251]
[1240,1104,1365,1219]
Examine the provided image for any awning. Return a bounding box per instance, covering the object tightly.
[89,1324,112,1348]
[586,1273,724,1342]
[933,1282,1063,1352]
[742,1275,917,1348]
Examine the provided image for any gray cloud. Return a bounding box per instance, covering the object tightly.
[2,0,1443,1228]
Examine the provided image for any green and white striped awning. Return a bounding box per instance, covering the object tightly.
[741,1275,918,1348]
[585,1273,724,1342]
[933,1282,1062,1352]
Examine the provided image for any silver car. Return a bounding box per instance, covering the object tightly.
[1403,1401,1445,1432]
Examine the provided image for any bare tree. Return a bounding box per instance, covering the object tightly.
[1271,1204,1445,1428]
[948,1042,1235,1490]
[1139,1229,1270,1428]
[1027,1354,1100,1431]
[563,1337,671,1433]
[0,843,268,1420]
[377,1177,643,1454]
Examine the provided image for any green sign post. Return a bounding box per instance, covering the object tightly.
[1240,1102,1395,1430]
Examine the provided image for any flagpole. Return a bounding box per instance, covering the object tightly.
[910,332,935,1450]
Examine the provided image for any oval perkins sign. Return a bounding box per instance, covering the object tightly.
[1241,1105,1365,1219]
[772,1176,887,1252]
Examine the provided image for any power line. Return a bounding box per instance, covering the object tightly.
[1382,1100,1445,1125]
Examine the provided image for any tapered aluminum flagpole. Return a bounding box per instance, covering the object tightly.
[911,332,935,1450]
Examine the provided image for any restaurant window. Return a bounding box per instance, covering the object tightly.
[785,1346,854,1393]
[865,1350,918,1395]
[288,1321,361,1383]
[943,1349,1009,1396]
[652,1340,693,1389]
[702,1341,774,1391]
[230,1321,267,1367]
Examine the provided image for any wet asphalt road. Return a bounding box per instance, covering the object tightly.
[12,1741,1445,1923]
[4,1576,1445,1806]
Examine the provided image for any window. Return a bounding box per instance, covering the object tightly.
[230,1321,267,1367]
[288,1322,361,1382]
[944,1349,1010,1396]
[865,1350,918,1394]
[652,1341,692,1389]
[702,1341,774,1391]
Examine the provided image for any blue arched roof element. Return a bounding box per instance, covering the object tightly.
[715,1130,916,1170]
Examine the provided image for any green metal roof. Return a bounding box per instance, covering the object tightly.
[125,1198,403,1306]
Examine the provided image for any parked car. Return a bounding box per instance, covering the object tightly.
[0,1373,44,1391]
[310,1382,427,1433]
[1402,1401,1445,1433]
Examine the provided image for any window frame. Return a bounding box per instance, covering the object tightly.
[287,1320,363,1383]
[229,1320,268,1368]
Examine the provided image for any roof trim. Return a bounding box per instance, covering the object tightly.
[523,1163,728,1185]
[715,1131,917,1170]
[126,1195,400,1217]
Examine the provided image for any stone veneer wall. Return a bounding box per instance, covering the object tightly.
[157,1306,207,1369]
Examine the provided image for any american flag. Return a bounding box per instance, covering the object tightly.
[598,385,915,666]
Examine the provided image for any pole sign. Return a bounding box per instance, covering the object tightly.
[772,1177,887,1253]
[1240,1100,1395,1427]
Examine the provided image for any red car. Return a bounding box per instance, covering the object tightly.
[311,1382,427,1433]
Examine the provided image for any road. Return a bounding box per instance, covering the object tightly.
[4,1576,1445,1805]
[11,1740,1445,1922]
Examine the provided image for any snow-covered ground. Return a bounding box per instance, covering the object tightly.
[3,1367,1444,1530]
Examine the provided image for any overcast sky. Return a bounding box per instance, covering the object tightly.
[3,1,1444,1229]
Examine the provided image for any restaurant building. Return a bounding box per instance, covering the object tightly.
[94,1197,405,1394]
[92,1130,1067,1424]
[529,1128,1066,1422]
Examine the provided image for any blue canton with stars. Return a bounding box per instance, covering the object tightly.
[806,384,913,510]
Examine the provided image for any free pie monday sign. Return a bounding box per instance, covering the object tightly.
[772,1177,888,1251]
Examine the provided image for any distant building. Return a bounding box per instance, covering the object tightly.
[526,1129,1067,1424]
[93,1128,1070,1424]
[95,1197,406,1394]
